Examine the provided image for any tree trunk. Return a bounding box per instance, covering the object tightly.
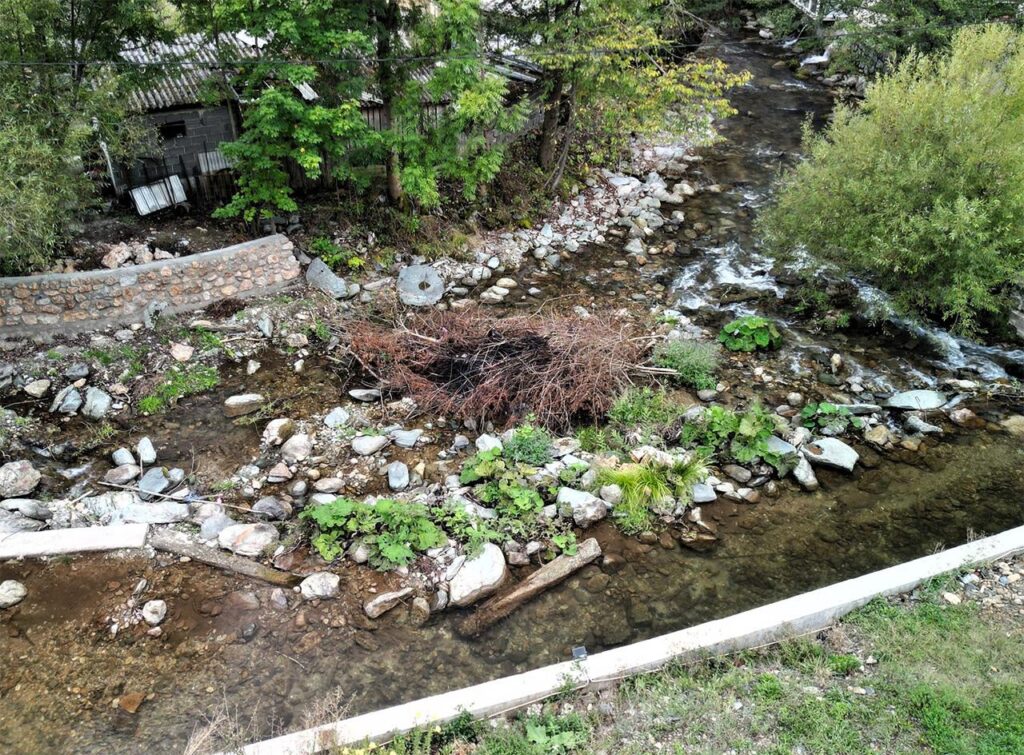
[545,87,577,192]
[379,1,403,204]
[539,72,564,171]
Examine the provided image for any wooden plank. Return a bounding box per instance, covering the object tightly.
[0,524,150,559]
[149,528,300,587]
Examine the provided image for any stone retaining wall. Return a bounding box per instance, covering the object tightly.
[0,235,299,336]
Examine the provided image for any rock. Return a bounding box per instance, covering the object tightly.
[169,342,194,362]
[262,418,295,446]
[136,437,157,465]
[1,499,51,520]
[1000,415,1024,438]
[885,390,947,411]
[691,482,717,503]
[599,484,623,505]
[24,379,51,398]
[348,388,381,402]
[50,385,82,414]
[300,572,341,600]
[906,415,943,435]
[556,487,608,527]
[141,600,167,626]
[397,265,444,306]
[323,407,351,429]
[630,445,679,467]
[200,514,233,540]
[351,435,389,456]
[390,429,423,448]
[306,257,355,299]
[265,462,292,483]
[256,312,274,338]
[112,448,135,466]
[138,468,171,500]
[843,403,883,416]
[802,438,858,472]
[247,359,261,375]
[361,587,412,619]
[313,478,343,493]
[0,509,46,533]
[863,425,895,447]
[224,393,265,417]
[722,464,751,484]
[942,591,962,605]
[252,496,291,520]
[280,433,312,463]
[475,434,502,453]
[118,501,190,524]
[64,363,89,380]
[286,333,308,348]
[218,523,279,557]
[0,580,27,608]
[949,408,985,429]
[104,464,142,485]
[697,389,718,402]
[387,461,410,491]
[82,387,113,419]
[792,457,819,491]
[449,543,508,607]
[0,460,40,498]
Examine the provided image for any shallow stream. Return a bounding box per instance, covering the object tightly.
[2,35,1023,754]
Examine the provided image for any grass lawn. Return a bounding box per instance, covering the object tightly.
[371,570,1024,755]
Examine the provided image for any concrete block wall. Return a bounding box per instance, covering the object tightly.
[145,106,237,175]
[0,235,300,336]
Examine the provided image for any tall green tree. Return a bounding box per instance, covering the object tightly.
[761,24,1024,336]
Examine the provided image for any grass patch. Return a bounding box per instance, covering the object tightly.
[137,364,220,414]
[652,339,718,391]
[595,455,705,535]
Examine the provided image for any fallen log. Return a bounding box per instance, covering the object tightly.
[458,538,602,637]
[149,528,300,587]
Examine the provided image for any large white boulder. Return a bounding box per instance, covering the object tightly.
[449,543,508,607]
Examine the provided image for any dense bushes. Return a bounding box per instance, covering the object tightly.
[762,25,1024,336]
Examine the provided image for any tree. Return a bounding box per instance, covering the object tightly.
[486,0,747,188]
[761,24,1024,337]
[0,0,169,272]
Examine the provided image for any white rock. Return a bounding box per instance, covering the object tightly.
[802,437,858,472]
[885,390,947,411]
[0,580,28,608]
[224,393,265,417]
[792,457,819,490]
[300,572,341,600]
[262,418,295,446]
[351,435,389,456]
[280,433,312,463]
[141,599,167,626]
[387,461,410,491]
[323,407,351,429]
[169,342,194,362]
[448,543,508,607]
[218,523,279,557]
[136,437,157,465]
[364,587,413,618]
[475,434,502,453]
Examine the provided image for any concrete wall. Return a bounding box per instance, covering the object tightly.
[144,106,237,176]
[0,235,299,336]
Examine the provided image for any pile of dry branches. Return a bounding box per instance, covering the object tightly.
[346,309,646,429]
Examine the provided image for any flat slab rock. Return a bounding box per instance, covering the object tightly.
[885,390,947,411]
[224,393,265,417]
[364,587,413,618]
[802,437,859,472]
[300,572,340,600]
[218,522,280,557]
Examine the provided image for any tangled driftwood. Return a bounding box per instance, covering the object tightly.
[346,308,646,430]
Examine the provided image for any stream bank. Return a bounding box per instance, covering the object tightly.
[1,33,1023,755]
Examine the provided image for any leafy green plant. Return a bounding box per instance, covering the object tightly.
[574,426,625,454]
[522,712,588,753]
[192,326,224,350]
[653,339,719,391]
[608,387,686,428]
[504,420,554,466]
[682,403,783,470]
[801,402,863,434]
[762,25,1024,336]
[828,654,862,676]
[434,503,503,556]
[301,497,445,569]
[718,316,783,352]
[137,364,220,414]
[309,236,364,273]
[596,455,706,535]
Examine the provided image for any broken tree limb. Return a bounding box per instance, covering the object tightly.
[458,538,602,637]
[149,528,300,587]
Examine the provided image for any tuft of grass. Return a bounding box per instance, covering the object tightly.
[653,339,719,391]
[137,364,220,414]
[608,387,686,428]
[596,455,705,535]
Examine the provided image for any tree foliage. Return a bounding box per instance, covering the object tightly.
[761,25,1024,336]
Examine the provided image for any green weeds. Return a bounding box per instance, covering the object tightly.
[653,339,719,391]
[718,315,783,352]
[137,364,220,414]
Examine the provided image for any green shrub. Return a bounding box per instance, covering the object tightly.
[300,497,445,568]
[504,420,554,465]
[137,365,220,414]
[308,236,364,272]
[681,403,783,469]
[574,425,625,454]
[653,339,719,391]
[761,25,1024,336]
[608,387,686,428]
[800,402,862,434]
[718,316,782,352]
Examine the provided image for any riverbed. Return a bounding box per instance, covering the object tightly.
[2,35,1023,754]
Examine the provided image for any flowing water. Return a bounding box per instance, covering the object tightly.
[2,36,1023,754]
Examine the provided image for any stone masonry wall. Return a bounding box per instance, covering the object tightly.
[0,235,300,336]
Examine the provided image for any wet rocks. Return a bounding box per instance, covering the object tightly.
[104,464,142,485]
[802,438,859,472]
[252,496,291,520]
[300,572,341,600]
[0,580,27,609]
[82,387,113,419]
[138,468,171,500]
[0,460,40,498]
[906,415,943,435]
[224,393,265,417]
[364,586,413,618]
[351,435,389,456]
[218,522,279,557]
[885,390,946,411]
[449,543,508,607]
[949,408,985,429]
[397,265,444,306]
[1000,415,1024,438]
[50,385,83,415]
[141,600,167,626]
